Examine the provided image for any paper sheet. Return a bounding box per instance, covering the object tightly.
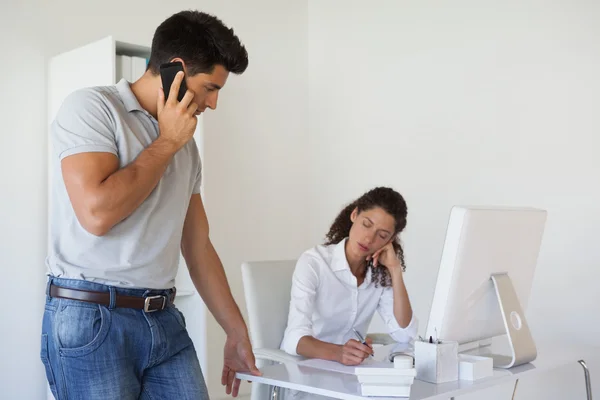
[298,357,393,375]
[297,342,414,375]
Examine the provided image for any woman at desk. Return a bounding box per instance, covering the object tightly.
[281,186,418,366]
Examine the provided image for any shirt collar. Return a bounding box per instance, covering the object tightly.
[331,238,374,287]
[116,78,145,113]
[331,238,351,272]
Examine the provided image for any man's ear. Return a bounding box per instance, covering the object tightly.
[169,57,187,73]
[350,207,358,223]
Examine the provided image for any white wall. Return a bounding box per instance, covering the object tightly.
[308,0,600,398]
[0,1,308,399]
[3,1,600,399]
[0,1,48,399]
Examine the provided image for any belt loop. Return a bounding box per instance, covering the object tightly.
[108,287,116,310]
[45,276,53,301]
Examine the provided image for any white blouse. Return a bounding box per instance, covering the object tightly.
[280,238,418,356]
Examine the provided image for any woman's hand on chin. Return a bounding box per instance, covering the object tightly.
[370,241,403,273]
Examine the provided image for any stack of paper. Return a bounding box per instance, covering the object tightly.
[298,349,416,397]
[355,355,416,397]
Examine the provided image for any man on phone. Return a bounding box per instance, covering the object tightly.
[41,10,259,400]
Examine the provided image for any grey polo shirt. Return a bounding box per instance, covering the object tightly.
[46,79,202,289]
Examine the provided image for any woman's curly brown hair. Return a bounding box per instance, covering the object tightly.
[324,187,408,287]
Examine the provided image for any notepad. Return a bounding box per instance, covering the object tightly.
[298,357,395,375]
[298,353,416,377]
[298,343,416,397]
[297,343,416,377]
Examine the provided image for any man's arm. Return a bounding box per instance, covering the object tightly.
[181,194,259,397]
[61,140,177,236]
[180,194,248,337]
[60,71,198,236]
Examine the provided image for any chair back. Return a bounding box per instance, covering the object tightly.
[241,260,297,350]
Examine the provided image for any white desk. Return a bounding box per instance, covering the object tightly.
[237,344,592,400]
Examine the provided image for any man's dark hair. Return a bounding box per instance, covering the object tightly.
[148,10,248,76]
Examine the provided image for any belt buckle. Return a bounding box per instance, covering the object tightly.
[144,295,166,313]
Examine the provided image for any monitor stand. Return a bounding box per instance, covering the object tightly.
[462,273,537,368]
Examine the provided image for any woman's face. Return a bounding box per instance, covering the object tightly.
[348,206,396,258]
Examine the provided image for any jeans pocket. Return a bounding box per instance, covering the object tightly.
[166,305,186,328]
[40,333,57,394]
[56,302,112,358]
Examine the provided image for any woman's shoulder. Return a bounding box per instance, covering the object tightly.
[296,243,337,269]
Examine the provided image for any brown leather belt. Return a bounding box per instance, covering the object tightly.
[49,284,176,312]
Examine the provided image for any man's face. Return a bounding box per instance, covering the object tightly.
[185,64,230,115]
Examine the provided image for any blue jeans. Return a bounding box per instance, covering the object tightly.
[40,277,209,400]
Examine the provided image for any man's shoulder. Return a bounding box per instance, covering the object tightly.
[57,85,122,119]
[50,84,125,149]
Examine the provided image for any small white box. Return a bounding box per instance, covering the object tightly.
[458,354,493,381]
[415,340,458,384]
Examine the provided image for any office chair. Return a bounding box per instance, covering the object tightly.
[241,260,395,399]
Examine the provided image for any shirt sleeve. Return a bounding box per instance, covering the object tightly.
[280,254,320,356]
[377,286,418,343]
[191,141,203,195]
[50,88,118,161]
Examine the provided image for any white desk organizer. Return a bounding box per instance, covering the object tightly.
[415,340,459,384]
[458,354,493,381]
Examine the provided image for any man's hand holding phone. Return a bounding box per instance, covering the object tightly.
[157,70,198,151]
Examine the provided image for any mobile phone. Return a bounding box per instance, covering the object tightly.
[160,61,188,102]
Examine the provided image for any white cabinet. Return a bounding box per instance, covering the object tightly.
[46,35,207,399]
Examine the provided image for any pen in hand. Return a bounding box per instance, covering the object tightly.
[352,328,374,358]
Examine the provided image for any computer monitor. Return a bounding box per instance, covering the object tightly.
[425,205,547,368]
